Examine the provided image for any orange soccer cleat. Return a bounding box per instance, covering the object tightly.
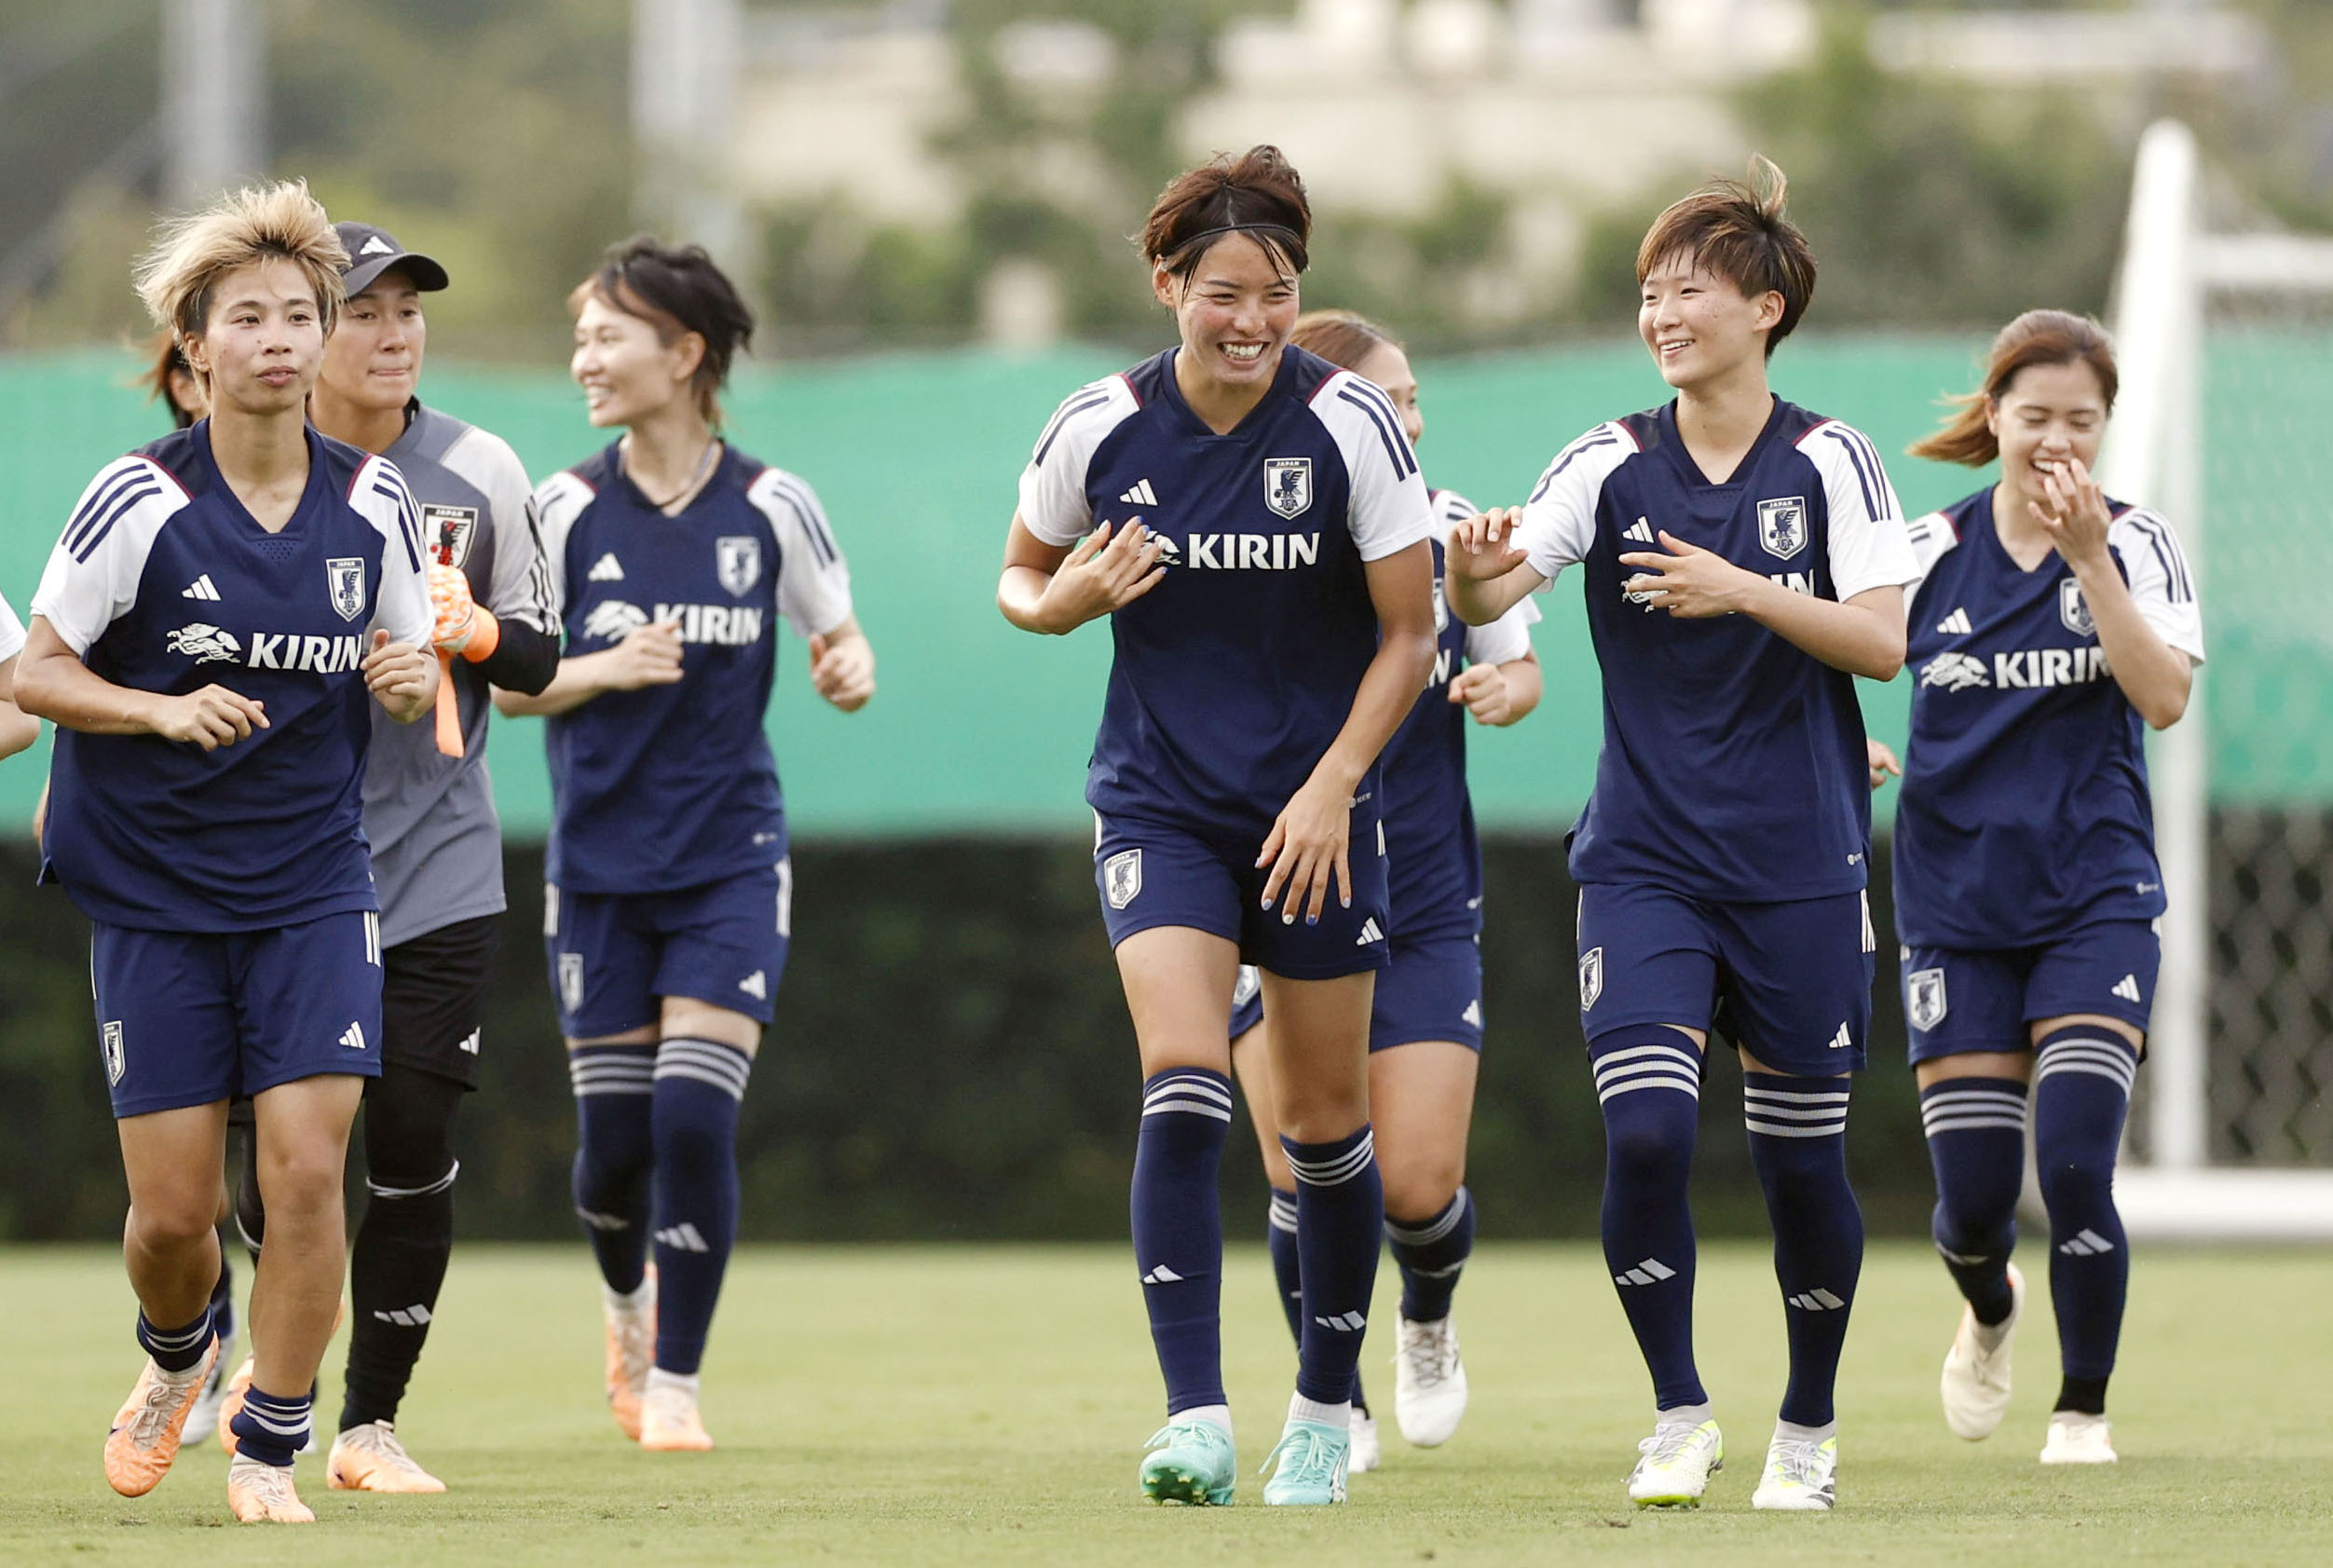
[103,1337,221,1497]
[326,1420,446,1493]
[637,1380,714,1452]
[604,1270,657,1440]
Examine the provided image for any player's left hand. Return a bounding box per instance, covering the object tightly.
[1619,531,1757,618]
[1866,737,1902,791]
[1449,661,1521,726]
[2029,454,2113,569]
[808,629,875,712]
[1257,771,1354,928]
[364,629,436,721]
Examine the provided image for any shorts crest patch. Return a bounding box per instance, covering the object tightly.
[102,1021,125,1086]
[1908,966,1948,1031]
[558,952,585,1016]
[1578,946,1604,1012]
[1104,848,1143,910]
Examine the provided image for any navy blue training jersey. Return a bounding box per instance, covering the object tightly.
[1381,489,1537,939]
[31,421,432,931]
[535,443,853,895]
[1893,487,2204,948]
[1517,399,1917,902]
[1017,346,1432,839]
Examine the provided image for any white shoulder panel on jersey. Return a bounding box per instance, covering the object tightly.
[351,456,434,647]
[532,469,599,618]
[1437,485,1541,664]
[1519,422,1635,586]
[1898,508,1963,606]
[1309,370,1431,561]
[2108,505,2206,664]
[0,590,25,663]
[441,424,558,635]
[745,465,855,639]
[1016,374,1143,548]
[31,456,196,657]
[1794,418,1917,603]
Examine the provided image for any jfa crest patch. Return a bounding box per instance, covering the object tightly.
[1104,848,1143,910]
[1578,947,1603,1012]
[326,557,366,621]
[1908,967,1948,1031]
[421,504,479,568]
[1233,965,1261,1007]
[1757,496,1809,560]
[558,952,585,1016]
[102,1021,125,1086]
[2059,577,2095,636]
[1263,457,1313,520]
[716,536,762,597]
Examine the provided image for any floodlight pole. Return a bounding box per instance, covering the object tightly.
[161,0,266,208]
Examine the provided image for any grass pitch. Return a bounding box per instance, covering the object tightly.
[5,1241,2328,1566]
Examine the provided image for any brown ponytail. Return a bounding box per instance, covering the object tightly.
[1910,309,2119,467]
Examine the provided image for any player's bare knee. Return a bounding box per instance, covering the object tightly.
[1380,1155,1463,1224]
[127,1195,221,1254]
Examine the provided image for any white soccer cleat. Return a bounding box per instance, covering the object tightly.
[2040,1412,2117,1465]
[327,1420,447,1493]
[1347,1408,1381,1474]
[602,1272,656,1441]
[1942,1262,2024,1440]
[1750,1431,1838,1511]
[226,1454,315,1524]
[1627,1416,1723,1508]
[638,1379,713,1452]
[1392,1314,1469,1447]
[183,1319,239,1448]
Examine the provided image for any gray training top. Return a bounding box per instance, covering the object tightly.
[361,403,558,948]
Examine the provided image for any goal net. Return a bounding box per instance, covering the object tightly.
[2107,121,2333,1239]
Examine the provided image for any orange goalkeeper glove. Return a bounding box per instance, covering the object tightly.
[428,563,501,661]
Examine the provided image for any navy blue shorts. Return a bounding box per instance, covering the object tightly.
[92,910,385,1118]
[1576,882,1876,1076]
[545,861,792,1039]
[1094,808,1389,981]
[1228,930,1483,1051]
[1903,919,2159,1062]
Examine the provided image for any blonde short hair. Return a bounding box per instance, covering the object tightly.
[134,180,348,343]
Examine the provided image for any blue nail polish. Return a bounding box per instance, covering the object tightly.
[1305,914,1317,926]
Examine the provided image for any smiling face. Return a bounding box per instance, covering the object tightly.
[1638,252,1784,393]
[1154,232,1300,397]
[183,256,326,416]
[321,273,426,416]
[1349,340,1423,447]
[1988,357,2108,501]
[570,293,703,429]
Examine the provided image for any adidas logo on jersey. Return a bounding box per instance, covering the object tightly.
[1356,918,1385,946]
[339,1021,368,1052]
[1935,607,1973,635]
[1313,1311,1368,1332]
[2059,1228,2116,1257]
[738,970,768,1001]
[587,552,625,581]
[181,574,221,601]
[2112,974,2142,1003]
[1614,1258,1676,1287]
[1622,517,1656,544]
[1787,1287,1849,1312]
[1139,1264,1183,1286]
[1118,479,1159,506]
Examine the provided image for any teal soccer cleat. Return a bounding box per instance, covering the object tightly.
[1139,1416,1236,1506]
[1259,1417,1350,1506]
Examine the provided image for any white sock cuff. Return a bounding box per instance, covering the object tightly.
[1289,1393,1351,1428]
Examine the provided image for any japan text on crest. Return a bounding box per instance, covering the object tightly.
[1757,496,1809,560]
[1262,457,1313,520]
[422,504,479,568]
[2059,577,2095,636]
[716,535,762,597]
[1908,967,1948,1031]
[327,556,366,622]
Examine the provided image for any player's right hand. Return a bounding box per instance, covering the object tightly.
[152,685,267,750]
[1039,519,1166,633]
[1866,737,1902,791]
[1447,507,1530,580]
[600,620,686,690]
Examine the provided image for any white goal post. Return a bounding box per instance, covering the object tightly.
[2105,120,2333,1240]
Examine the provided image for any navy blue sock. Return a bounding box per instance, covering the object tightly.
[1283,1124,1384,1408]
[569,1043,657,1293]
[650,1038,750,1375]
[137,1303,213,1374]
[1592,1027,1706,1410]
[2032,1028,2137,1414]
[1920,1075,2028,1325]
[208,1258,236,1348]
[1132,1070,1232,1414]
[1744,1072,1862,1428]
[228,1385,309,1468]
[1388,1186,1474,1324]
[1266,1186,1368,1410]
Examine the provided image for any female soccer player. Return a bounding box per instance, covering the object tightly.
[218,221,561,1492]
[998,148,1438,1507]
[1894,310,2201,1466]
[12,182,436,1525]
[1447,159,1915,1512]
[498,236,873,1452]
[1226,310,1541,1470]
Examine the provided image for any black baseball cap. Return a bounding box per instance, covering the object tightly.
[334,222,450,295]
